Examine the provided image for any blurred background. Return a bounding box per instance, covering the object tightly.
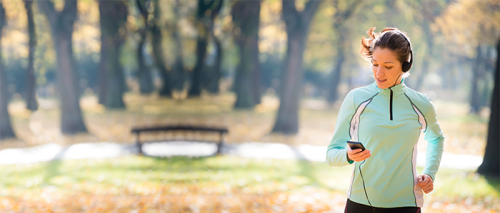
[0,0,497,212]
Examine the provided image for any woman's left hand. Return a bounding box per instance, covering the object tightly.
[417,174,434,194]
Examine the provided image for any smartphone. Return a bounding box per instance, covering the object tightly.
[347,141,366,151]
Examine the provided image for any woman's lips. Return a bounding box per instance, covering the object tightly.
[377,78,387,83]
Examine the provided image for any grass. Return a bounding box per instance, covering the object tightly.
[0,156,497,212]
[0,92,494,211]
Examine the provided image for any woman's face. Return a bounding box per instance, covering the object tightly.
[371,48,403,89]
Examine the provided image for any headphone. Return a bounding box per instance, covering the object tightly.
[389,31,413,88]
[398,32,413,72]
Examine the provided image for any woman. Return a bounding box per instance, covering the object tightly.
[326,27,444,213]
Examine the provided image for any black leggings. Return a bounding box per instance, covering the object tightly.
[345,199,421,213]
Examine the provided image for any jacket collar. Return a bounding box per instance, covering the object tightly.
[372,79,407,96]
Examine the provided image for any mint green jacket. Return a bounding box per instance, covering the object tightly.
[326,81,444,208]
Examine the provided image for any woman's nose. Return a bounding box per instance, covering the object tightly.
[375,67,385,77]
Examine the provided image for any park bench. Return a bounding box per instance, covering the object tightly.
[130,125,228,156]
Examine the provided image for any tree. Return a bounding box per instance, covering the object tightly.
[206,6,225,95]
[231,0,262,108]
[469,45,484,114]
[38,0,87,134]
[478,39,500,178]
[150,0,172,97]
[435,0,500,177]
[477,37,500,177]
[272,0,322,134]
[187,0,223,97]
[136,0,155,94]
[98,0,129,109]
[407,0,446,91]
[0,2,16,139]
[326,0,361,104]
[169,0,188,92]
[435,0,499,115]
[23,0,38,111]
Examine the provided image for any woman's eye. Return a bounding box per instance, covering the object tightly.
[373,64,379,67]
[386,66,393,69]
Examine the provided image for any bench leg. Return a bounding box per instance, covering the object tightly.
[135,133,143,155]
[217,132,224,156]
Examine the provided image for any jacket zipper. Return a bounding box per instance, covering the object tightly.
[389,88,393,120]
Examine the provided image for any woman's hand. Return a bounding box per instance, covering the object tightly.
[417,174,434,194]
[346,147,371,162]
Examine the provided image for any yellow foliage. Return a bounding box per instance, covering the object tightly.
[434,0,500,54]
[259,0,286,54]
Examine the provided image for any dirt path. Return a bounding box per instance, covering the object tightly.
[0,141,482,170]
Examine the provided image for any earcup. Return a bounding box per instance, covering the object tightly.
[402,61,411,72]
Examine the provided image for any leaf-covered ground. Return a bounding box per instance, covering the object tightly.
[0,156,498,212]
[1,92,490,157]
[0,92,494,212]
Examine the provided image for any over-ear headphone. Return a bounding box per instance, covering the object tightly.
[398,32,413,72]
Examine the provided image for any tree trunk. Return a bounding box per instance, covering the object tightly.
[136,0,155,94]
[188,2,211,97]
[38,1,87,134]
[272,32,306,133]
[98,35,108,105]
[24,0,38,112]
[477,39,500,178]
[150,0,172,97]
[480,46,493,108]
[233,42,255,108]
[187,28,209,97]
[232,0,261,108]
[327,27,346,104]
[206,30,223,94]
[324,0,361,103]
[470,45,483,114]
[272,0,321,134]
[0,3,15,139]
[250,3,262,105]
[171,0,186,91]
[98,0,128,109]
[414,55,429,90]
[188,0,222,97]
[414,20,434,91]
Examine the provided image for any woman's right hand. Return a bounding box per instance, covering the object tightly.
[347,147,371,162]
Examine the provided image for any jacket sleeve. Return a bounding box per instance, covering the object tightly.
[422,97,445,181]
[326,91,356,166]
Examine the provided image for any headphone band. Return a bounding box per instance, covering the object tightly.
[396,31,413,72]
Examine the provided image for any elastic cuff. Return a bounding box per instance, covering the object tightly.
[346,152,354,164]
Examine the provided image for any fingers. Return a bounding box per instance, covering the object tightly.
[422,184,434,194]
[347,149,371,162]
[417,174,432,184]
[416,174,434,194]
[418,183,433,194]
[347,149,363,155]
[416,175,423,185]
[419,177,430,186]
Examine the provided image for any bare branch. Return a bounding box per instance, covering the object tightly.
[281,0,300,27]
[302,0,322,23]
[333,0,362,28]
[0,2,5,29]
[202,0,215,8]
[210,0,223,19]
[136,0,149,19]
[61,0,77,23]
[62,0,77,14]
[36,0,58,24]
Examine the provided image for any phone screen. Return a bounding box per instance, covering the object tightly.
[347,141,366,151]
